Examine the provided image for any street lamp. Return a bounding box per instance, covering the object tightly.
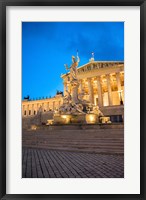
[118,90,123,105]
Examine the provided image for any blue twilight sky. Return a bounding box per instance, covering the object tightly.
[22,22,124,99]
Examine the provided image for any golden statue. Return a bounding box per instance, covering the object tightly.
[64,52,80,81]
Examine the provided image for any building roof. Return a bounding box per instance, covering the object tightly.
[61,60,124,78]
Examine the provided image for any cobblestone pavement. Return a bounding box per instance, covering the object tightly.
[22,148,124,178]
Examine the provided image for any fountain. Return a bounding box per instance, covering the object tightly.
[53,53,104,124]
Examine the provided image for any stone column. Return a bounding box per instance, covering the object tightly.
[47,102,49,111]
[87,78,94,104]
[24,105,27,116]
[44,103,47,111]
[106,74,113,106]
[116,72,121,91]
[34,106,36,115]
[36,103,39,114]
[116,72,123,105]
[22,105,25,116]
[32,104,34,115]
[27,105,29,116]
[42,103,44,113]
[96,76,103,107]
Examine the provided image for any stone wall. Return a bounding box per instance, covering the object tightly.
[22,111,53,129]
[22,106,124,129]
[100,105,124,116]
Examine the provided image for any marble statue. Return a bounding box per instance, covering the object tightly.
[57,53,104,121]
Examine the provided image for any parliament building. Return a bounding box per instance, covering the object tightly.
[22,58,124,122]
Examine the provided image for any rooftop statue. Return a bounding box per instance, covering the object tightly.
[24,95,30,100]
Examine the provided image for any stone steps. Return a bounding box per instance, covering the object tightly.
[23,131,123,137]
[22,137,124,142]
[22,127,124,155]
[23,137,124,142]
[22,140,123,144]
[22,142,124,148]
[33,123,124,130]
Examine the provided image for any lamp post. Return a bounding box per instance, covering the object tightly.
[118,90,123,105]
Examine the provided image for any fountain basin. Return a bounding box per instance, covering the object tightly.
[53,113,100,124]
[85,114,99,124]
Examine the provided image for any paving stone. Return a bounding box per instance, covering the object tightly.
[22,148,124,178]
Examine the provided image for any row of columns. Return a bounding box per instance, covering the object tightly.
[87,72,122,107]
[63,72,122,107]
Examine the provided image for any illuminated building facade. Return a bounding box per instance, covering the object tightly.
[22,59,124,122]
